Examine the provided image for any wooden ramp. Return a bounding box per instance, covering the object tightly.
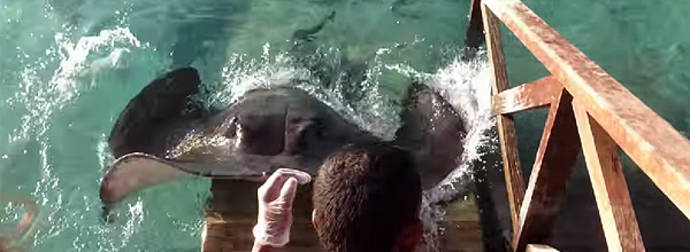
[202,180,484,252]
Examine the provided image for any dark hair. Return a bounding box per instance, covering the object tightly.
[313,142,422,252]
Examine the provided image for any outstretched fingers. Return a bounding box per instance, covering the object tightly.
[254,168,312,248]
[258,168,311,202]
[278,177,299,207]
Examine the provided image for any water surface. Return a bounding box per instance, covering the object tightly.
[0,0,688,251]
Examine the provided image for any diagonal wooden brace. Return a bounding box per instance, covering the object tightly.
[513,90,581,252]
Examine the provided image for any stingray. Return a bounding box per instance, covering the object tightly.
[100,67,465,207]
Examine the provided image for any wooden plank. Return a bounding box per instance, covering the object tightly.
[573,100,645,252]
[492,76,562,115]
[472,150,512,252]
[203,214,323,252]
[481,2,526,234]
[202,180,324,252]
[484,0,690,219]
[526,244,560,252]
[464,0,485,49]
[513,90,581,252]
[443,197,485,252]
[202,180,485,252]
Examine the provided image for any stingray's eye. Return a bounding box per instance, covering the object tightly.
[301,118,327,144]
[313,119,327,138]
[232,113,284,155]
[224,117,238,138]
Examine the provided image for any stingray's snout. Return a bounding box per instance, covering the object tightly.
[229,112,286,156]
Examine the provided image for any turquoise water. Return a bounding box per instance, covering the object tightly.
[0,0,688,251]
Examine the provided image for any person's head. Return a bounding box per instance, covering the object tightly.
[312,142,422,252]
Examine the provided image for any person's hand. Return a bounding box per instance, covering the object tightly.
[253,168,311,248]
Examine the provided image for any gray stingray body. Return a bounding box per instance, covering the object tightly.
[101,68,375,203]
[100,67,465,206]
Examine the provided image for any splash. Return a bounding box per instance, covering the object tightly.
[5,26,147,250]
[418,53,494,251]
[9,27,144,139]
[204,43,402,139]
[52,28,143,100]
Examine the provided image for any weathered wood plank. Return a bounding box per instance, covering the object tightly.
[464,0,485,49]
[513,90,581,252]
[481,2,526,234]
[484,0,690,219]
[526,244,560,252]
[492,76,562,115]
[203,180,323,252]
[202,179,485,252]
[443,196,485,252]
[573,100,645,252]
[203,214,323,252]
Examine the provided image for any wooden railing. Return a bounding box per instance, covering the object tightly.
[466,0,690,251]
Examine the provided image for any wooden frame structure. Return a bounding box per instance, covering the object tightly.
[468,0,690,251]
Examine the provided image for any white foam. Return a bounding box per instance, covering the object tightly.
[52,27,143,101]
[209,44,401,140]
[419,52,495,251]
[7,26,146,249]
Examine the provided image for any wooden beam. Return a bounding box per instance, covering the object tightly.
[514,90,581,252]
[464,0,485,49]
[526,244,560,252]
[481,1,526,235]
[573,100,645,252]
[484,0,690,219]
[492,76,562,115]
[202,180,487,251]
[203,180,323,252]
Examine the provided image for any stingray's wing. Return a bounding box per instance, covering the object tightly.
[108,67,204,158]
[393,82,466,189]
[100,153,188,204]
[100,152,316,204]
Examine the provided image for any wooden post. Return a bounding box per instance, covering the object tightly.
[526,244,560,252]
[481,1,527,235]
[573,100,645,252]
[513,90,581,252]
[465,0,485,49]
